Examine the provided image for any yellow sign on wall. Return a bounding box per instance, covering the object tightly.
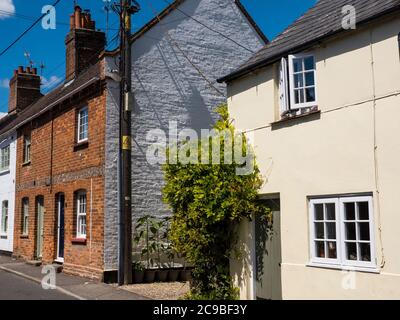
[122,136,131,150]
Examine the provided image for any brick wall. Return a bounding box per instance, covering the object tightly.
[13,81,107,280]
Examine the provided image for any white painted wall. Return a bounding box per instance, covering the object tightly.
[0,131,16,253]
[103,0,265,269]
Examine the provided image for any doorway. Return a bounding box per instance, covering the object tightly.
[35,196,44,259]
[56,193,65,263]
[254,197,282,300]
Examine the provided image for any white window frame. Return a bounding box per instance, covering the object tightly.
[288,53,317,110]
[23,135,31,163]
[0,145,10,172]
[76,191,87,239]
[339,196,376,269]
[1,200,8,235]
[22,198,29,236]
[279,57,290,115]
[77,106,89,143]
[309,198,341,266]
[309,196,376,270]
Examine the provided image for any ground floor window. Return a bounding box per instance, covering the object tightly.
[309,195,376,269]
[76,191,87,239]
[1,200,8,234]
[22,198,29,235]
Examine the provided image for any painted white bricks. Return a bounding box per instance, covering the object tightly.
[104,0,265,269]
[0,131,16,253]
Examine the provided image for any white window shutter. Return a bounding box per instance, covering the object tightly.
[279,57,289,115]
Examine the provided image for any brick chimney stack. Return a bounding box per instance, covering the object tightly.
[8,66,42,114]
[65,6,106,82]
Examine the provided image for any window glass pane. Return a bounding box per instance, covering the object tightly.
[315,222,324,239]
[1,201,8,233]
[359,222,370,241]
[305,87,315,102]
[293,58,303,72]
[314,204,323,221]
[78,215,86,236]
[294,90,300,104]
[346,242,358,260]
[294,74,303,88]
[327,242,337,259]
[345,202,355,220]
[78,108,88,141]
[358,202,369,220]
[304,56,315,70]
[345,222,356,240]
[359,243,371,262]
[295,89,304,104]
[325,203,335,220]
[326,223,336,240]
[305,71,315,86]
[22,199,29,234]
[315,241,325,258]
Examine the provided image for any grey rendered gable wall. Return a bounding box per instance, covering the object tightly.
[104,0,265,270]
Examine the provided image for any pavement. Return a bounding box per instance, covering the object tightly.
[0,255,148,300]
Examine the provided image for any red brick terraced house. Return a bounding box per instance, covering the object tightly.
[0,7,107,279]
[0,1,266,280]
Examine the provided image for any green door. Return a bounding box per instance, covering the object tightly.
[255,198,282,300]
[36,197,44,259]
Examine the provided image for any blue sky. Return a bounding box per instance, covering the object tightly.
[0,0,316,113]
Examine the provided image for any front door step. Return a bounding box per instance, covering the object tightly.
[27,260,42,267]
[51,264,63,273]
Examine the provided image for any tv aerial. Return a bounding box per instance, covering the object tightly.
[24,51,35,69]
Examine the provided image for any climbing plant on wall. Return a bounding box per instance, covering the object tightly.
[163,104,271,300]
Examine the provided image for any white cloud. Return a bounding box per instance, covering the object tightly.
[0,0,15,19]
[41,75,63,90]
[0,78,9,88]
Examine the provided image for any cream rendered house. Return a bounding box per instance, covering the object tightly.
[219,0,400,300]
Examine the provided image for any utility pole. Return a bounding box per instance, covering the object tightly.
[115,0,140,286]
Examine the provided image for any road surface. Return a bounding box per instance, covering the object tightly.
[0,269,76,300]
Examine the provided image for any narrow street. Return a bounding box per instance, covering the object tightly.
[0,269,76,300]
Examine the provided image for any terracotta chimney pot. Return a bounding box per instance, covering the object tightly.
[74,6,82,29]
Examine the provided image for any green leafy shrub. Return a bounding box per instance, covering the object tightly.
[163,104,271,300]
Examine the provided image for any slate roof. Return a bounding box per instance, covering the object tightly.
[0,62,102,140]
[219,0,400,83]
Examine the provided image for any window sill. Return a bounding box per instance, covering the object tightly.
[0,235,7,240]
[71,238,87,245]
[20,235,29,239]
[73,140,89,151]
[0,169,10,175]
[273,109,320,125]
[307,262,380,274]
[22,161,31,167]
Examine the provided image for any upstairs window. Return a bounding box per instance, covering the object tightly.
[309,196,376,270]
[1,200,8,234]
[77,106,89,143]
[279,53,317,116]
[76,191,87,239]
[23,134,31,164]
[0,145,10,172]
